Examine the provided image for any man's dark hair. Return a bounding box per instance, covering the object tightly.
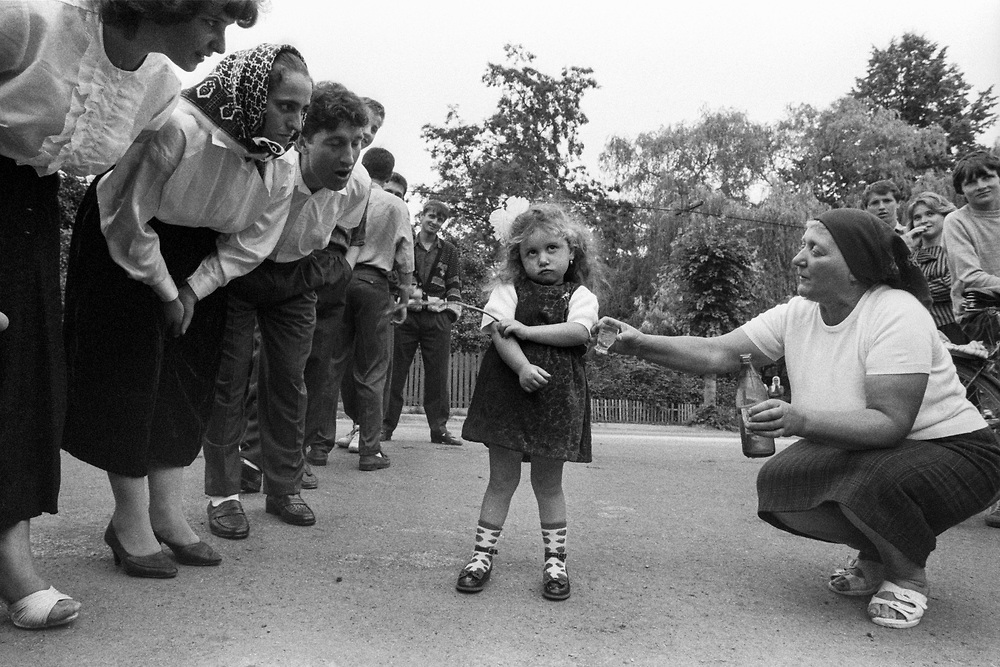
[422,200,450,219]
[362,97,385,121]
[100,0,259,33]
[362,148,395,182]
[302,81,368,140]
[387,172,408,195]
[952,150,1000,195]
[862,180,902,207]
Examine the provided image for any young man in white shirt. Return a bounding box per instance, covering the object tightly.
[203,82,371,538]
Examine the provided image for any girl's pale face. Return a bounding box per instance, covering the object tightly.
[519,229,573,285]
[909,204,945,242]
[155,10,235,72]
[261,71,312,146]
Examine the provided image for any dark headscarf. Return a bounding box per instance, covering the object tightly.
[181,44,306,158]
[816,209,931,307]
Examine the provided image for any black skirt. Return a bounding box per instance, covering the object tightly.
[0,155,64,527]
[62,177,227,477]
[757,428,1000,566]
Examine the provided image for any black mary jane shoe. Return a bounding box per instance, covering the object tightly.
[103,522,177,579]
[456,564,492,593]
[542,552,570,601]
[153,532,222,566]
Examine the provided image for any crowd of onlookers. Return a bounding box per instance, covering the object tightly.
[2,0,999,635]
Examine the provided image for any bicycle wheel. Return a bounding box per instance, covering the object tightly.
[953,360,1000,431]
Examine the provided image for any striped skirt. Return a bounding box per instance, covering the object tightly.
[757,428,1000,566]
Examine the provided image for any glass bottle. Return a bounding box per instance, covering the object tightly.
[735,354,775,458]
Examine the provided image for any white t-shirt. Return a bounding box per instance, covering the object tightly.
[480,282,599,333]
[741,285,985,440]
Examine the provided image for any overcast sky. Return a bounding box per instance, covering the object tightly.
[179,0,1000,211]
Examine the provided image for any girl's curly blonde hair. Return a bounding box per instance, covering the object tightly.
[494,202,604,292]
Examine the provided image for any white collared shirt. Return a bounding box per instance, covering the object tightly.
[98,99,297,301]
[267,159,371,263]
[0,0,179,176]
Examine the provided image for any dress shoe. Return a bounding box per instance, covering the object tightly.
[336,423,358,448]
[301,464,319,490]
[265,494,316,526]
[153,532,222,566]
[359,451,390,471]
[240,460,262,493]
[207,500,250,540]
[103,522,177,579]
[431,430,463,446]
[305,445,330,466]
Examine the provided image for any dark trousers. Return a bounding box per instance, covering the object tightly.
[328,266,393,456]
[203,255,328,497]
[303,257,353,452]
[383,310,454,434]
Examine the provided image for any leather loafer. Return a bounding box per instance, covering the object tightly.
[154,532,222,566]
[265,494,316,526]
[240,460,262,493]
[207,500,250,540]
[431,430,463,446]
[301,464,318,490]
[359,452,390,471]
[305,445,329,466]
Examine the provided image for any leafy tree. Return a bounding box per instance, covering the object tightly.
[602,108,779,204]
[778,96,949,207]
[852,33,997,157]
[640,211,762,409]
[420,43,600,255]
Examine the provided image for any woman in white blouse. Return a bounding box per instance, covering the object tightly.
[0,0,259,630]
[62,43,311,583]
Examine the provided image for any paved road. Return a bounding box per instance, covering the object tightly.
[1,416,998,666]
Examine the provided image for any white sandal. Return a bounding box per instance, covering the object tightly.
[867,581,928,629]
[7,586,80,629]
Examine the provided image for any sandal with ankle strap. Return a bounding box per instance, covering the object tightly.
[868,581,928,629]
[8,587,80,629]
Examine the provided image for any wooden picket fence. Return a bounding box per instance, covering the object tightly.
[401,352,698,426]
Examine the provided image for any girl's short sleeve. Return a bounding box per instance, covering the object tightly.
[481,283,517,329]
[567,286,599,331]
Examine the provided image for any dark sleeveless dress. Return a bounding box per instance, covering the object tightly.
[462,281,592,463]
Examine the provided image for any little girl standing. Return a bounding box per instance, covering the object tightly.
[457,200,602,601]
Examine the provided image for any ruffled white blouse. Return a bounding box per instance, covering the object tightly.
[0,0,179,176]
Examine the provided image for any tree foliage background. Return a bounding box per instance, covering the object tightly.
[53,34,998,419]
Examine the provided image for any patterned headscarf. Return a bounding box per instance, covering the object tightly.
[816,208,931,307]
[181,44,306,158]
